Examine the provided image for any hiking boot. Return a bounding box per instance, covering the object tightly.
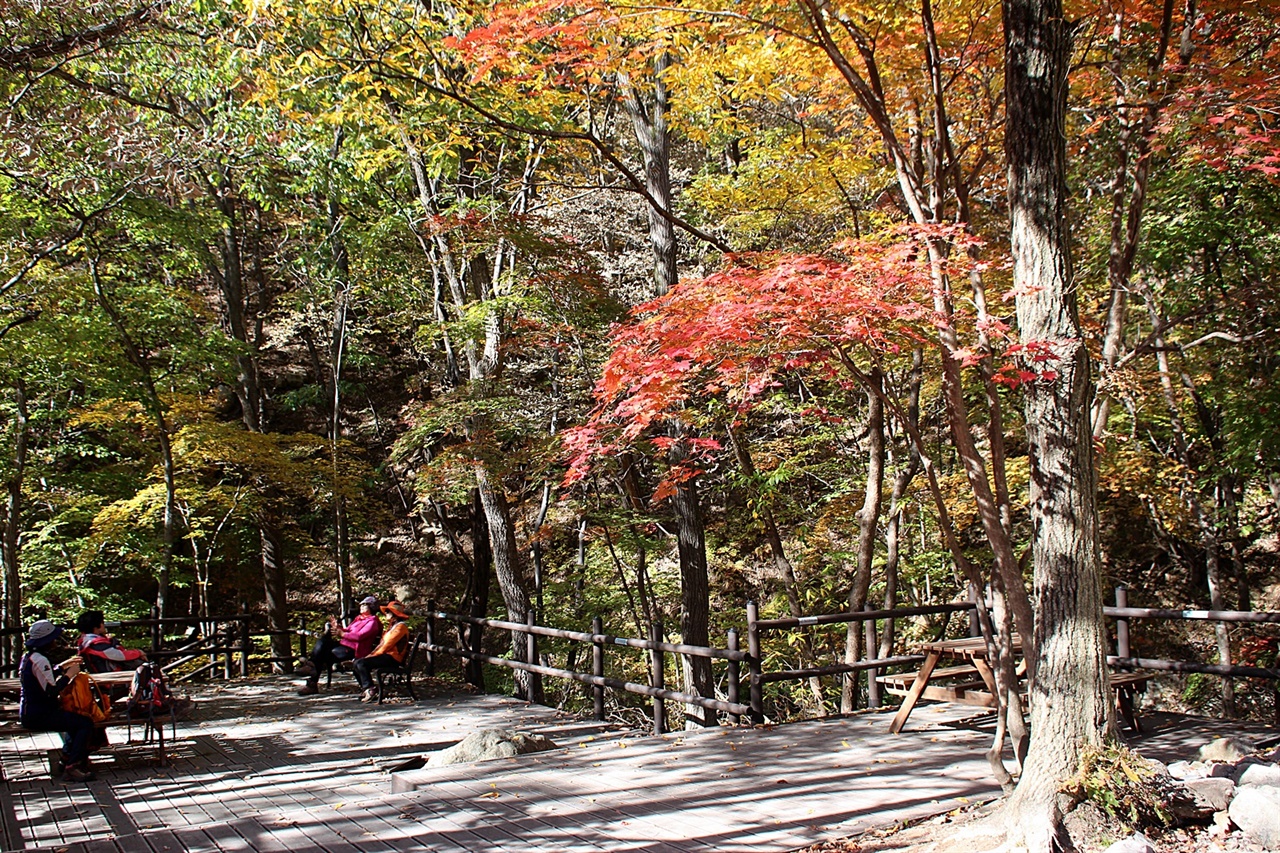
[63,764,95,783]
[295,661,317,677]
[298,679,319,696]
[359,687,378,703]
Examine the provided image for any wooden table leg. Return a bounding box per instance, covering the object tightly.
[1115,685,1142,734]
[889,651,942,734]
[971,657,999,697]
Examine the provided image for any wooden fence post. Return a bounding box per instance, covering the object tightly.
[650,620,665,736]
[1115,586,1130,661]
[727,627,741,725]
[967,583,981,636]
[526,610,544,705]
[223,619,233,679]
[746,601,764,724]
[239,611,250,678]
[592,616,605,721]
[425,600,436,677]
[151,606,161,656]
[466,615,484,691]
[864,604,880,709]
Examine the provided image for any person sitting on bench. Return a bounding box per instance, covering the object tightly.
[76,610,147,674]
[353,600,411,703]
[297,595,383,696]
[19,620,103,783]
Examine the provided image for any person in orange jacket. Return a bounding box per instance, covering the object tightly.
[352,600,411,703]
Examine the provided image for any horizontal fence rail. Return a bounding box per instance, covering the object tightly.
[425,606,748,734]
[426,640,751,717]
[4,585,1277,729]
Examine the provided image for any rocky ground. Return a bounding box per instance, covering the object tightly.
[796,735,1280,853]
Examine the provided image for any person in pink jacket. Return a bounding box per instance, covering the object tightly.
[297,596,383,696]
[76,610,147,674]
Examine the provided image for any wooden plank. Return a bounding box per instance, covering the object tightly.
[876,664,979,688]
[888,650,943,733]
[0,769,25,851]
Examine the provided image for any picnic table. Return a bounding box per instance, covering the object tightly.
[0,669,137,697]
[881,636,1014,733]
[0,669,178,765]
[879,635,1156,734]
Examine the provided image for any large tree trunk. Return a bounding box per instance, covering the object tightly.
[475,462,539,702]
[668,434,715,729]
[842,370,885,713]
[619,52,677,297]
[465,489,492,691]
[260,525,290,669]
[2,378,28,669]
[1003,0,1112,845]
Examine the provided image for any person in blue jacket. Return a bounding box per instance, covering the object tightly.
[19,620,97,782]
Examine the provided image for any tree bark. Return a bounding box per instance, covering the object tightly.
[619,52,677,297]
[465,489,491,691]
[327,129,354,618]
[475,462,539,702]
[842,369,885,713]
[260,524,290,669]
[668,434,715,728]
[2,377,28,668]
[1003,0,1112,845]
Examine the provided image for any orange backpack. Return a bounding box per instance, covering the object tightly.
[59,672,112,723]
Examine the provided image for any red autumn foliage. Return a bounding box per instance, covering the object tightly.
[561,239,938,486]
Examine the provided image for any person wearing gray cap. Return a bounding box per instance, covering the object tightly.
[19,620,97,782]
[296,596,383,695]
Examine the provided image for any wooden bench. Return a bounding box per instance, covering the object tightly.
[1109,670,1157,733]
[375,633,423,704]
[877,665,997,707]
[878,663,1157,731]
[1,671,178,768]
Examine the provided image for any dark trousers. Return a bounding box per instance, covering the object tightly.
[21,709,98,764]
[309,636,355,672]
[352,654,399,690]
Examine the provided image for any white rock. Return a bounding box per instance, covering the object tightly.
[1167,760,1206,781]
[1183,777,1236,812]
[1239,762,1280,788]
[1104,832,1154,853]
[1229,785,1280,850]
[1199,737,1255,763]
[426,728,558,768]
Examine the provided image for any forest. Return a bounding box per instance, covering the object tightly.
[1,0,1279,843]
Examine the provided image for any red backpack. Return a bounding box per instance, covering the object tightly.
[126,662,173,718]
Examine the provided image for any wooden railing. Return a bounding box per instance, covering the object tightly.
[424,591,1280,732]
[1106,586,1280,724]
[4,587,1275,729]
[424,606,751,734]
[1,611,285,681]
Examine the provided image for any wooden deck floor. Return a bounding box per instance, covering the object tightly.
[3,678,1271,853]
